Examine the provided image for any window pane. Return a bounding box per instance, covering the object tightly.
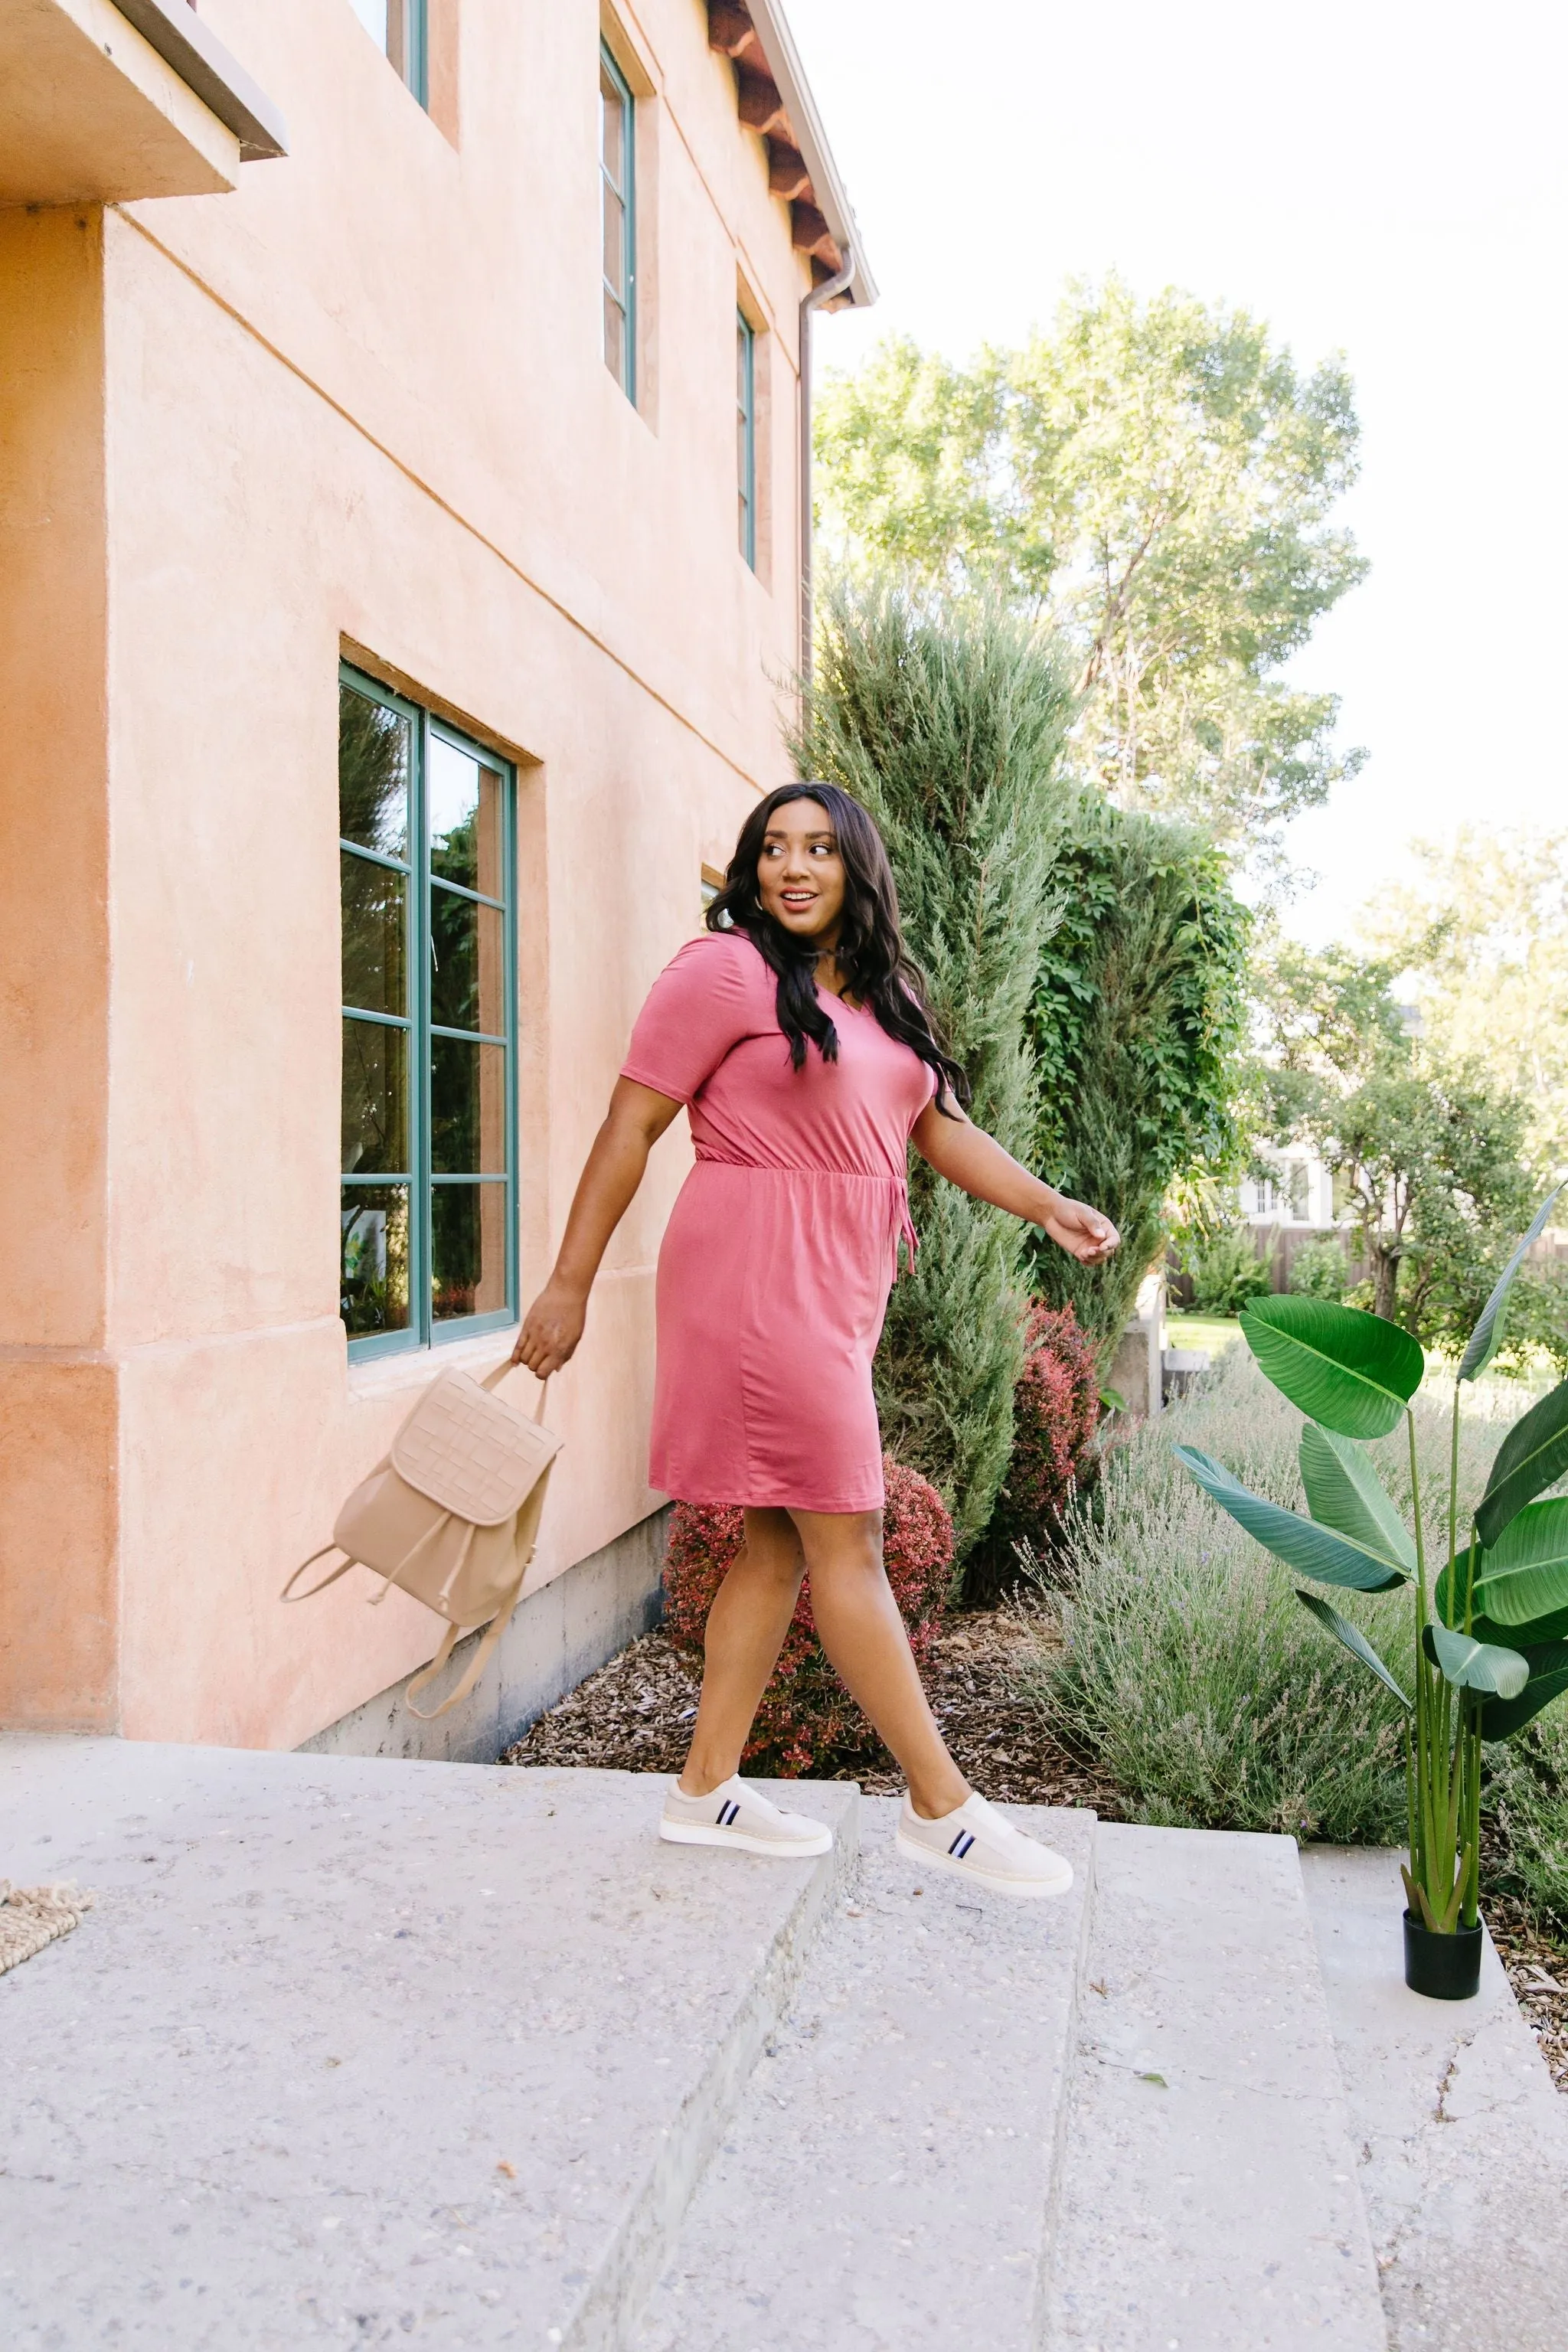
[431,1036,508,1174]
[430,890,505,1034]
[602,185,626,297]
[342,1017,409,1175]
[341,1184,411,1336]
[339,685,410,860]
[428,736,504,896]
[432,1182,508,1324]
[603,293,627,387]
[599,68,625,188]
[341,851,408,1017]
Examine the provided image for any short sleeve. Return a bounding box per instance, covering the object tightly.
[619,933,761,1104]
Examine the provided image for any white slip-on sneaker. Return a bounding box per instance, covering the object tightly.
[895,1789,1073,1899]
[659,1775,833,1860]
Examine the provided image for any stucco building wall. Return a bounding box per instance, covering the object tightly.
[0,0,831,1748]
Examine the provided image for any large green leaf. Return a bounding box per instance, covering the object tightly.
[1458,1182,1565,1383]
[1479,1642,1568,1739]
[1298,1423,1416,1571]
[1423,1622,1530,1699]
[1295,1588,1412,1708]
[1240,1298,1426,1439]
[1472,1498,1568,1628]
[1477,1377,1568,1550]
[1173,1446,1409,1592]
[1434,1553,1568,1648]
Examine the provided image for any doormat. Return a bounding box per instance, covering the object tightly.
[0,1880,94,1976]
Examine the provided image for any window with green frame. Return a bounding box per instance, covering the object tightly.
[599,42,636,400]
[737,309,757,568]
[338,665,518,1360]
[347,0,428,105]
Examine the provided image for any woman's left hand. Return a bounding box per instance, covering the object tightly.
[1040,1194,1120,1265]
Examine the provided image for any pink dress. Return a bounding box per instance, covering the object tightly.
[620,930,937,1514]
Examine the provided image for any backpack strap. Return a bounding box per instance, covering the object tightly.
[403,1571,524,1720]
[368,1504,457,1606]
[481,1363,551,1424]
[281,1546,358,1602]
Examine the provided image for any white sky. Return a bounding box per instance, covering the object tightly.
[785,0,1568,944]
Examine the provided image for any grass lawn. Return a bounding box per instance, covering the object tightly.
[1165,1310,1244,1357]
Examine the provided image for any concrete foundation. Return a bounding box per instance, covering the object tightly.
[299,1505,669,1765]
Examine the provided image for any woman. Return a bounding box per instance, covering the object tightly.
[513,784,1119,1897]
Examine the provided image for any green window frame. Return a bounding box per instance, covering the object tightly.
[599,41,636,401]
[338,663,518,1362]
[348,0,428,106]
[737,309,757,569]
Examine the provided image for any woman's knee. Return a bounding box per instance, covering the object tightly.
[792,1508,886,1585]
[736,1508,806,1586]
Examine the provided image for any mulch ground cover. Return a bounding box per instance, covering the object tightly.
[503,1606,1568,2092]
[502,1606,1121,1814]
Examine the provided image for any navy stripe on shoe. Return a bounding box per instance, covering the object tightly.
[717,1799,741,1827]
[948,1831,975,1859]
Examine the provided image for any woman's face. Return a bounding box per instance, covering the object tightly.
[756,798,846,946]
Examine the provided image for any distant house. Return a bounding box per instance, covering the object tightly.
[1239,1147,1341,1234]
[2,1,873,1756]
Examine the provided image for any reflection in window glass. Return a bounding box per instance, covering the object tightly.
[341,1184,412,1337]
[432,1183,508,1323]
[430,894,505,1034]
[338,687,410,858]
[338,669,517,1356]
[599,44,635,400]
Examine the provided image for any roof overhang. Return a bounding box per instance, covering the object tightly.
[0,0,286,207]
[706,1,877,309]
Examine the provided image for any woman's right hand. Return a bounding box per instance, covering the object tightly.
[511,1281,588,1377]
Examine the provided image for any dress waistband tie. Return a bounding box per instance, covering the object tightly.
[890,1184,920,1283]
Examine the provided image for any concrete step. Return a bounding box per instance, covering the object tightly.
[0,1736,854,2350]
[633,1797,1097,2351]
[1047,1822,1388,2350]
[1302,1845,1568,2352]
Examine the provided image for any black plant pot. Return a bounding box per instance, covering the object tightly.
[1403,1908,1483,2001]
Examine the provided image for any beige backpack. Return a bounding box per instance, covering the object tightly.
[283,1361,560,1719]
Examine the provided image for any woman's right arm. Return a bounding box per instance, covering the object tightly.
[511,1076,683,1376]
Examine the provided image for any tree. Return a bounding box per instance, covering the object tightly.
[1361,825,1568,1173]
[1026,800,1253,1353]
[815,277,1367,861]
[1253,937,1547,1351]
[791,577,1076,1559]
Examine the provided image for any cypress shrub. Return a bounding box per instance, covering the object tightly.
[791,577,1075,1561]
[1027,802,1251,1356]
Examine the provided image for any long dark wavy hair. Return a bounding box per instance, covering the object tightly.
[707,782,969,1116]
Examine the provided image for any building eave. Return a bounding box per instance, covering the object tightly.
[705,1,876,309]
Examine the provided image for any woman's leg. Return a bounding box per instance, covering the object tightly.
[789,1508,970,1821]
[678,1508,805,1795]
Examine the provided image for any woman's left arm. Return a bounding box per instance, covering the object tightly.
[910,1100,1121,1266]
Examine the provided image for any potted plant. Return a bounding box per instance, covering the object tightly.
[1174,1187,1568,2001]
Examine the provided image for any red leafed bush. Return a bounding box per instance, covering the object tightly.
[983,1302,1102,1579]
[662,1457,955,1776]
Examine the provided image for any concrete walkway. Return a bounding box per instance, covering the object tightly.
[1,1737,851,2349]
[1302,1845,1568,2352]
[4,1734,1565,2349]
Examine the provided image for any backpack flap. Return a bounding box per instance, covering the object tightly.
[390,1370,561,1526]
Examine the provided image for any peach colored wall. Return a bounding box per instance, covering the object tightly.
[0,208,119,1728]
[0,1,818,1743]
